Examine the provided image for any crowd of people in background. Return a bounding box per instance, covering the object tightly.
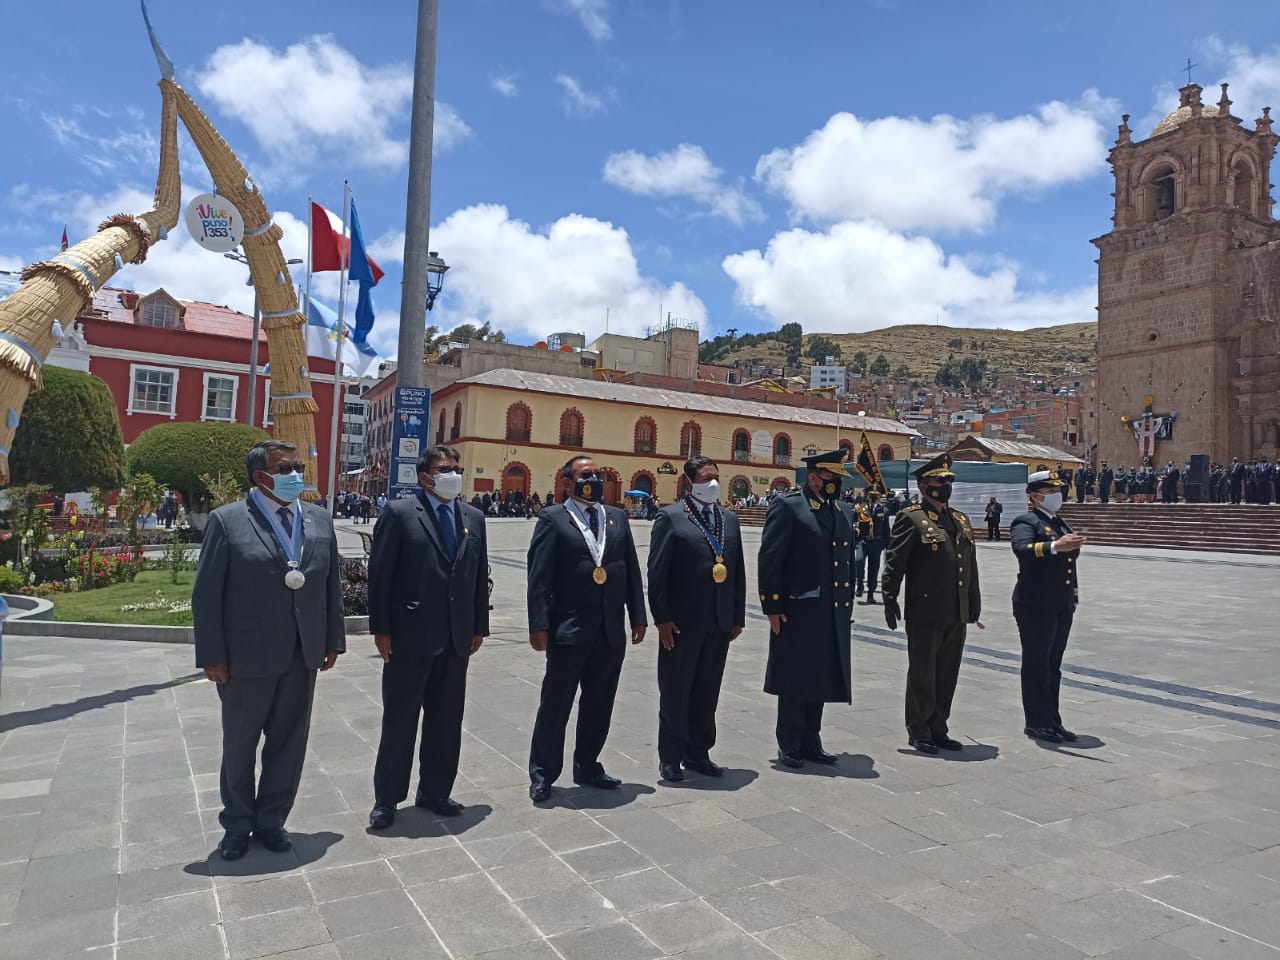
[1056,456,1279,505]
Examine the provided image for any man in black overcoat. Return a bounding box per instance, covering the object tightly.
[367,445,489,828]
[757,449,855,768]
[648,456,746,782]
[527,455,647,802]
[1010,470,1087,743]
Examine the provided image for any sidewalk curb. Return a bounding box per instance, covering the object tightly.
[4,614,371,643]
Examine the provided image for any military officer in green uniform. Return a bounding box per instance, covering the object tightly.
[757,449,855,768]
[880,453,981,755]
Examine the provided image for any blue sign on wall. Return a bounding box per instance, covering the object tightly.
[389,386,431,500]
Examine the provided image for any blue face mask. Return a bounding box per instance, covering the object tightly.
[268,470,306,504]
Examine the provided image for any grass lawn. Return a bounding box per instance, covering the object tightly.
[51,570,195,626]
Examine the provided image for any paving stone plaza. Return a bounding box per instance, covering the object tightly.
[3,518,1280,959]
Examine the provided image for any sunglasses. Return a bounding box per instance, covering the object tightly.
[430,466,464,475]
[270,464,305,475]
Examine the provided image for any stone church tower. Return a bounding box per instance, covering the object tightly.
[1093,82,1280,468]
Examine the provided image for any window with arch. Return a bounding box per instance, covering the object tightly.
[1144,161,1178,222]
[634,417,657,454]
[505,403,531,443]
[680,421,702,458]
[560,408,584,447]
[436,409,446,444]
[1232,158,1255,212]
[451,402,462,440]
[839,439,855,460]
[728,475,751,502]
[878,444,895,462]
[731,429,750,463]
[773,433,791,467]
[630,472,655,496]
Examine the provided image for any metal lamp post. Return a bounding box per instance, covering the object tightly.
[424,251,449,311]
[225,250,303,426]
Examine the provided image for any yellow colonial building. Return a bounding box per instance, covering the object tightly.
[431,369,915,504]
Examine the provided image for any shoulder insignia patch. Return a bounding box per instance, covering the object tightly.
[905,504,922,513]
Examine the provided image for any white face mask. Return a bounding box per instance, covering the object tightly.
[690,479,720,503]
[429,471,464,501]
[1039,491,1063,513]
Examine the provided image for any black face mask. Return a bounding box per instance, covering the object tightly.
[815,475,841,500]
[574,473,604,503]
[926,482,954,503]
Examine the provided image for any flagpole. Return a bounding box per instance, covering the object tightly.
[326,181,351,511]
[304,194,314,318]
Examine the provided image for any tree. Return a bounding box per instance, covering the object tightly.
[117,473,163,547]
[892,363,912,380]
[126,422,269,507]
[869,354,890,377]
[9,367,126,492]
[806,336,842,363]
[850,350,868,374]
[778,322,804,367]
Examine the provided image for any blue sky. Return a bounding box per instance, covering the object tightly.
[2,1,1278,360]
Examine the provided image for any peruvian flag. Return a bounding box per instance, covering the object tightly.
[60,225,68,251]
[310,201,384,285]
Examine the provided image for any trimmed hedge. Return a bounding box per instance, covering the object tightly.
[9,367,127,491]
[125,422,269,503]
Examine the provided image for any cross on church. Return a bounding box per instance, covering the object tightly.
[1183,57,1197,84]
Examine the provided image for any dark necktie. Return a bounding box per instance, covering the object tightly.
[702,506,712,529]
[587,505,599,539]
[437,503,457,559]
[277,506,293,538]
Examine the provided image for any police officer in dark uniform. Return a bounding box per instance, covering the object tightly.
[757,449,855,768]
[859,487,890,605]
[1098,461,1114,504]
[880,454,981,755]
[1010,470,1087,743]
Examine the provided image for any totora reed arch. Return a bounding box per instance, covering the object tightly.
[0,3,321,497]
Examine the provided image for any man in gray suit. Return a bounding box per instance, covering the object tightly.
[193,440,345,860]
[367,445,489,829]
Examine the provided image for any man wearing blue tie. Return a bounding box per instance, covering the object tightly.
[367,445,489,829]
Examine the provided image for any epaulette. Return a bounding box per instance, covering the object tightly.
[954,510,969,522]
[904,504,922,512]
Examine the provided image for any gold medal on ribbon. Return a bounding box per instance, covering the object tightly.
[711,557,728,584]
[592,566,608,585]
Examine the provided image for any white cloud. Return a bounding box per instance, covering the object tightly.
[194,35,469,175]
[491,75,519,98]
[555,0,612,41]
[756,93,1115,232]
[379,203,705,342]
[722,220,1095,333]
[555,74,611,117]
[1196,38,1280,125]
[603,144,763,224]
[40,110,158,178]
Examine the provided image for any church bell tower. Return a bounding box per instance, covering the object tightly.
[1093,82,1280,466]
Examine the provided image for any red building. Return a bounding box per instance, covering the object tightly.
[53,286,352,492]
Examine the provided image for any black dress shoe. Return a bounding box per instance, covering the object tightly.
[936,737,964,752]
[910,738,939,755]
[1055,726,1079,742]
[855,584,864,597]
[683,756,725,777]
[218,831,249,860]
[777,751,805,768]
[1025,726,1064,743]
[801,748,839,765]
[529,782,552,803]
[416,795,465,817]
[256,828,292,853]
[860,595,881,605]
[572,770,622,789]
[659,762,684,782]
[369,804,396,830]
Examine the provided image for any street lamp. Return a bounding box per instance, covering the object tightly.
[424,250,449,311]
[225,250,303,426]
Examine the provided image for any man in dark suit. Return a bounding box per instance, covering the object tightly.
[527,455,647,802]
[880,453,981,755]
[758,449,855,768]
[983,496,1003,540]
[193,440,345,860]
[648,455,746,782]
[1010,470,1086,743]
[1162,460,1180,503]
[367,445,489,829]
[1098,461,1114,504]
